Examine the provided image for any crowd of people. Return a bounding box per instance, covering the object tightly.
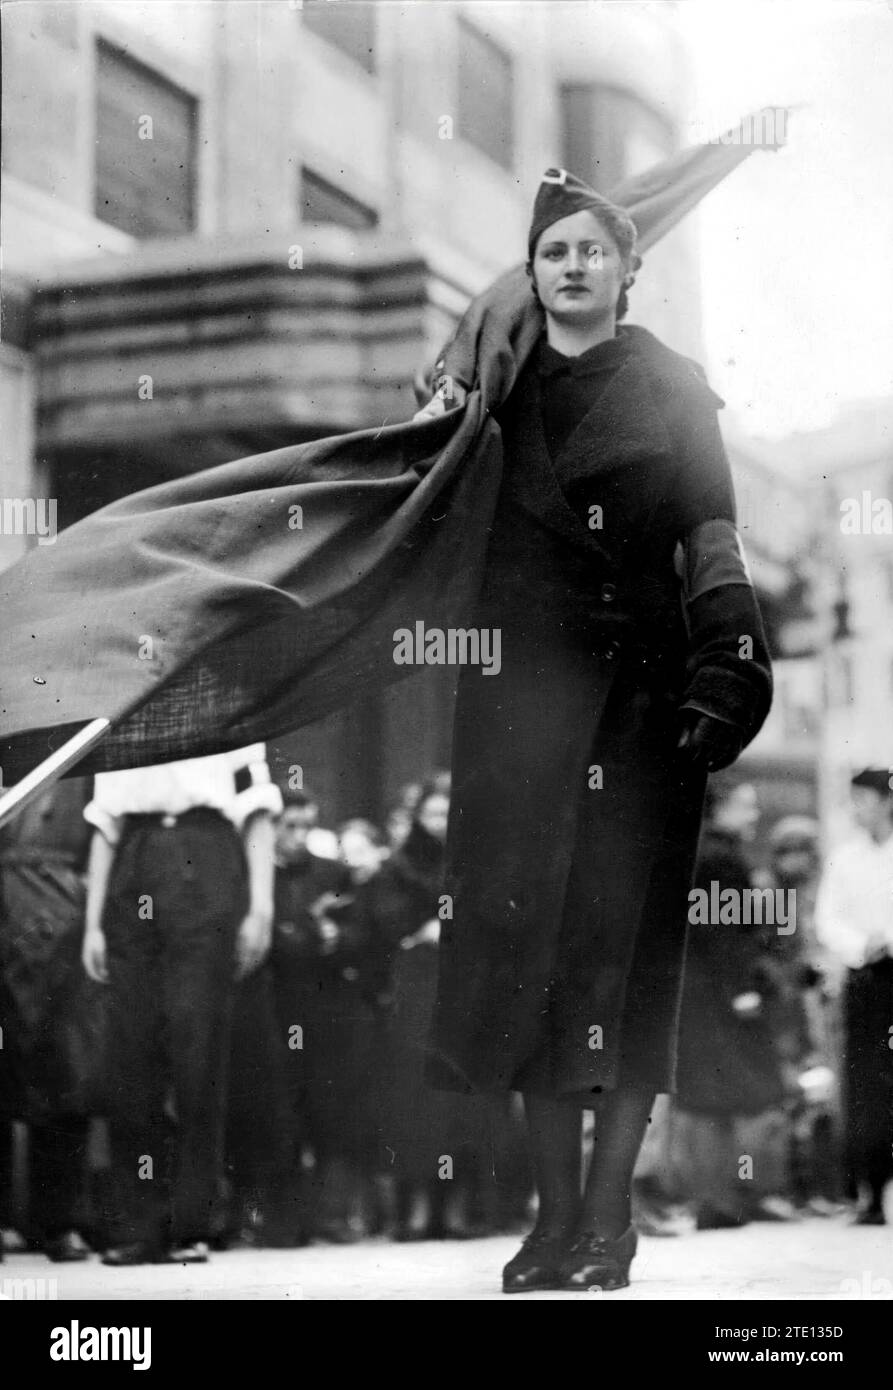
[0,748,889,1265]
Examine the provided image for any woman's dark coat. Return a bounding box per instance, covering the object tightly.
[428,326,772,1101]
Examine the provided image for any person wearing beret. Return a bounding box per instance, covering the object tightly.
[418,168,773,1292]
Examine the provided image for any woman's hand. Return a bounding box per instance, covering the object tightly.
[412,378,467,422]
[677,711,743,771]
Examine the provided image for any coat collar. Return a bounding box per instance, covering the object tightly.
[537,332,631,380]
[500,347,675,564]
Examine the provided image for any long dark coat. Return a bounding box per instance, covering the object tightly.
[428,328,772,1101]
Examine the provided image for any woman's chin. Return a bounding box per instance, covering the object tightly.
[547,301,610,327]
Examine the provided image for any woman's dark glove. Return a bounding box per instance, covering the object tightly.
[677,710,744,771]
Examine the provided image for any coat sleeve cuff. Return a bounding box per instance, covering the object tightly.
[681,583,773,743]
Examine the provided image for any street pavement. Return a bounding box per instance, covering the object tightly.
[2,1216,891,1300]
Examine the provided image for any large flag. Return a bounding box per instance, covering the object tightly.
[0,112,786,795]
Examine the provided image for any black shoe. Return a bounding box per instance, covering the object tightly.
[393,1223,431,1243]
[102,1241,163,1266]
[502,1229,569,1293]
[163,1241,209,1264]
[558,1224,637,1292]
[44,1231,90,1263]
[443,1219,491,1241]
[853,1208,886,1226]
[696,1204,748,1231]
[747,1196,800,1223]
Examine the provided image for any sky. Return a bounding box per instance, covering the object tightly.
[677,0,893,438]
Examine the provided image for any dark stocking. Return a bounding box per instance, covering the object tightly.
[581,1088,656,1238]
[522,1093,583,1240]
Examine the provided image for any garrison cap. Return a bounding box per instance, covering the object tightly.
[528,167,636,261]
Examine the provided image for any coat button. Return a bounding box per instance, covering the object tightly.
[603,639,621,661]
[600,582,617,603]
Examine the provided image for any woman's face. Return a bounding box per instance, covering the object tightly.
[416,791,450,844]
[532,209,627,328]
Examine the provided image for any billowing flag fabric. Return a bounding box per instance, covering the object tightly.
[0,116,782,784]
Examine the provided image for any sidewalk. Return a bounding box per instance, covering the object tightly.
[2,1216,891,1300]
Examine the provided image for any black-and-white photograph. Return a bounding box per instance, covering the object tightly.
[1,0,892,1330]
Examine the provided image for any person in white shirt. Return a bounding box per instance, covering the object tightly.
[81,743,282,1264]
[815,767,893,1225]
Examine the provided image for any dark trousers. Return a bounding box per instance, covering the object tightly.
[29,1116,90,1241]
[0,1118,89,1241]
[102,809,247,1247]
[844,958,893,1201]
[225,961,301,1239]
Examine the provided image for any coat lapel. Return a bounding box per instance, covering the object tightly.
[554,354,674,480]
[502,354,676,563]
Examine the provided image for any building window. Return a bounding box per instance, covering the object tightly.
[560,85,674,192]
[302,0,376,74]
[300,168,378,229]
[456,17,514,171]
[94,39,197,237]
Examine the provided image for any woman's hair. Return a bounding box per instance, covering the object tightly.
[527,202,642,321]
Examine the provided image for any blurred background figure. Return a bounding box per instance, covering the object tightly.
[760,816,843,1212]
[672,778,791,1229]
[384,783,423,853]
[357,773,465,1239]
[271,789,378,1242]
[815,767,893,1225]
[0,778,102,1263]
[357,772,529,1240]
[338,818,390,885]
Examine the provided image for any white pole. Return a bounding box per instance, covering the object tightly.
[0,718,111,830]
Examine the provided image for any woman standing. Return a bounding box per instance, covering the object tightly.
[421,169,773,1292]
[359,775,466,1239]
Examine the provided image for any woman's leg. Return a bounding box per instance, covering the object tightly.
[523,1093,583,1238]
[579,1087,656,1237]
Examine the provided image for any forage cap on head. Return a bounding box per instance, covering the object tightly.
[527,167,638,263]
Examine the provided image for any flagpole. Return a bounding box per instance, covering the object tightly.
[0,718,111,830]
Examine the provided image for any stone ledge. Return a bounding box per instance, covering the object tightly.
[25,232,476,448]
